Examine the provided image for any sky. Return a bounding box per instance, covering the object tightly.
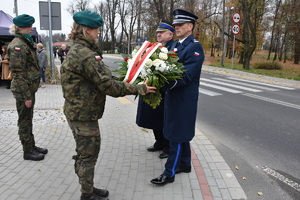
[1,0,98,36]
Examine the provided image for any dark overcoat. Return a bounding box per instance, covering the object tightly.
[163,34,204,142]
[136,39,174,130]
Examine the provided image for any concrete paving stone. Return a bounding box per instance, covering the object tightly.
[59,193,73,200]
[212,155,226,163]
[216,162,231,170]
[204,144,217,150]
[122,188,134,199]
[220,188,233,200]
[203,168,213,177]
[192,189,205,200]
[206,176,217,186]
[210,186,222,198]
[209,162,218,171]
[216,178,228,189]
[5,174,22,186]
[228,187,248,200]
[212,170,223,179]
[190,179,201,190]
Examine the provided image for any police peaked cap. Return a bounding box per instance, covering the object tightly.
[13,14,35,27]
[73,11,103,28]
[172,9,198,24]
[156,20,175,32]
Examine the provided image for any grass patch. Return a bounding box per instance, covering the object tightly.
[204,50,300,81]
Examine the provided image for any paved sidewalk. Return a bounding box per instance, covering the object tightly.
[0,83,246,200]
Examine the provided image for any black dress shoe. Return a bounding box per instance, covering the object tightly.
[147,146,161,152]
[93,187,109,198]
[24,150,45,161]
[33,146,48,154]
[81,193,109,200]
[151,174,175,185]
[159,152,168,159]
[176,166,191,174]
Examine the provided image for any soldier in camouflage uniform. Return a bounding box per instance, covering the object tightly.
[7,14,48,161]
[60,11,155,200]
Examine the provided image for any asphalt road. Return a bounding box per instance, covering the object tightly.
[197,71,300,200]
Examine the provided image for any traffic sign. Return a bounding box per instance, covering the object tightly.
[232,12,241,23]
[232,24,240,35]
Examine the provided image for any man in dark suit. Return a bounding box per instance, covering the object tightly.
[136,20,174,159]
[151,9,205,185]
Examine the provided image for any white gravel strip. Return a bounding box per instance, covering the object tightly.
[0,109,66,129]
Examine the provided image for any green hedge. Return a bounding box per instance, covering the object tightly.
[253,62,282,70]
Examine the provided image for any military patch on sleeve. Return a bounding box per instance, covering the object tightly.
[194,52,200,56]
[14,47,21,51]
[95,55,102,60]
[193,39,199,43]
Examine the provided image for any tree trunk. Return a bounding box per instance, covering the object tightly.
[267,0,281,60]
[210,43,214,57]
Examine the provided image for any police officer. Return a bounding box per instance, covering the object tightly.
[136,20,174,159]
[7,14,48,161]
[60,11,155,200]
[151,9,205,185]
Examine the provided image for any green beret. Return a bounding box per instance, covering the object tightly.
[13,14,35,27]
[73,11,103,28]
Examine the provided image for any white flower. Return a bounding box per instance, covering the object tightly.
[159,52,168,61]
[127,59,133,66]
[160,47,168,53]
[156,61,168,72]
[153,59,163,67]
[145,59,152,67]
[132,49,138,57]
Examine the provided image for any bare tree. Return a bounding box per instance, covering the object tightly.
[239,0,267,70]
[67,0,91,15]
[104,0,120,53]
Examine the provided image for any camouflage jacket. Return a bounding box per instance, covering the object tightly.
[7,33,40,100]
[60,36,146,121]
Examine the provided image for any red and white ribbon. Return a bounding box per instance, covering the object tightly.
[124,41,162,84]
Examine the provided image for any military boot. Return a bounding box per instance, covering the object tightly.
[93,187,109,198]
[33,146,48,154]
[80,193,109,200]
[23,150,44,161]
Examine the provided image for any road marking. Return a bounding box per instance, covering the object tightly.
[213,78,279,91]
[242,93,300,110]
[262,166,300,192]
[201,78,262,92]
[199,88,222,96]
[200,82,242,93]
[228,77,295,90]
[117,97,132,104]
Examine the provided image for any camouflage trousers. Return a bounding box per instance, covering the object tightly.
[16,95,36,152]
[67,119,101,194]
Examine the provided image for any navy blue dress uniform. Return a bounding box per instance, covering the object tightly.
[136,20,174,157]
[151,9,205,185]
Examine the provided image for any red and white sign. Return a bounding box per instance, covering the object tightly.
[232,24,240,35]
[232,12,241,23]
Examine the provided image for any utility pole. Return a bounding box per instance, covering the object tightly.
[48,0,55,82]
[14,0,18,16]
[221,0,225,66]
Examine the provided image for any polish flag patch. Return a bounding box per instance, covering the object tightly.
[14,47,21,51]
[95,55,102,60]
[194,52,200,56]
